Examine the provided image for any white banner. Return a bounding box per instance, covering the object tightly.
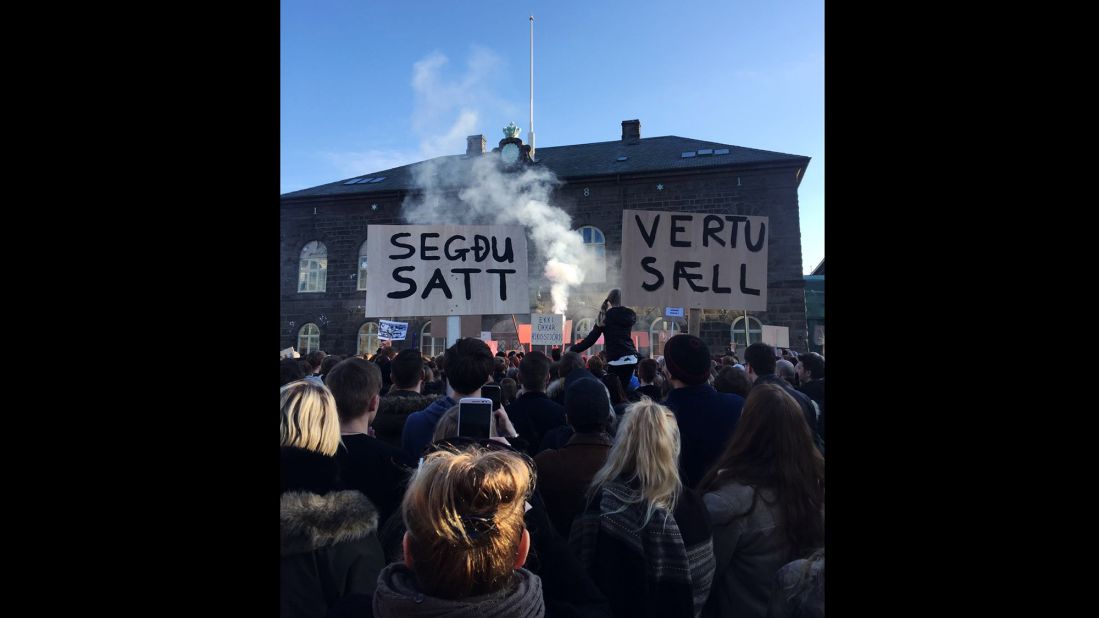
[530,313,564,346]
[621,209,768,311]
[365,224,530,317]
[378,320,409,341]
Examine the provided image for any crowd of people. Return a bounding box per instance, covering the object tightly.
[281,288,826,617]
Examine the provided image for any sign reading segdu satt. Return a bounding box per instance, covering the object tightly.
[364,224,530,317]
[620,209,768,311]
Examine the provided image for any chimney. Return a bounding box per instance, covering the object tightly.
[621,119,640,143]
[466,134,486,156]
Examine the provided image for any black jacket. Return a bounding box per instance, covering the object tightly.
[798,379,825,442]
[373,391,438,448]
[507,391,567,451]
[755,375,822,443]
[280,447,385,618]
[334,434,416,526]
[571,306,638,362]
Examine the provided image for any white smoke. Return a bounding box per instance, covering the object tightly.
[402,155,600,313]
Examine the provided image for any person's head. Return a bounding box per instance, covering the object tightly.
[280,380,341,456]
[444,338,494,396]
[558,351,585,377]
[564,378,613,433]
[589,398,681,526]
[776,359,797,385]
[391,348,426,390]
[280,357,305,386]
[551,347,562,362]
[663,334,713,387]
[401,444,535,599]
[743,342,777,381]
[797,352,825,382]
[431,405,461,443]
[586,355,604,376]
[305,350,326,374]
[637,358,658,384]
[518,350,552,392]
[721,355,735,366]
[601,373,628,406]
[500,378,518,406]
[714,365,752,398]
[324,357,383,424]
[493,356,508,376]
[698,384,825,553]
[318,354,343,377]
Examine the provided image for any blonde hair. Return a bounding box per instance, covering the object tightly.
[402,444,535,599]
[431,405,461,443]
[588,398,681,526]
[280,379,341,456]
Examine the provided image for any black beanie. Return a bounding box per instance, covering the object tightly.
[664,334,712,385]
[565,378,611,428]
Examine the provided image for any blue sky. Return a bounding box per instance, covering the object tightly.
[281,0,824,274]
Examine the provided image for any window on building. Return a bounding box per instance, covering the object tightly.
[298,323,320,354]
[420,321,446,358]
[357,238,369,291]
[578,226,606,283]
[730,316,763,347]
[358,322,379,356]
[298,241,328,293]
[574,317,603,354]
[649,319,681,357]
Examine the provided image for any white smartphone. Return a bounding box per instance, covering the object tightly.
[457,397,495,439]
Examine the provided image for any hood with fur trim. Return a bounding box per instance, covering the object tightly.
[280,489,379,556]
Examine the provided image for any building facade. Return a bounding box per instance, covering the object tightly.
[280,120,812,358]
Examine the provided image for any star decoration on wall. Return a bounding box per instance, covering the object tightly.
[656,184,664,191]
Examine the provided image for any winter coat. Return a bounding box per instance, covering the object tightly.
[401,396,457,460]
[766,554,824,618]
[571,478,715,618]
[702,482,810,618]
[373,563,545,618]
[663,384,745,490]
[335,433,416,527]
[374,390,438,448]
[571,306,638,362]
[534,432,614,538]
[280,447,385,618]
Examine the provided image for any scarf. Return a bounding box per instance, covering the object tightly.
[372,563,545,618]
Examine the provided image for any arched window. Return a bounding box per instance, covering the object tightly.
[649,319,681,357]
[357,322,379,356]
[357,238,369,291]
[298,241,328,293]
[574,317,603,354]
[420,321,446,358]
[298,323,320,354]
[731,316,763,347]
[577,226,606,283]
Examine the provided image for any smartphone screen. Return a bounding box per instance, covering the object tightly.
[481,384,502,410]
[458,398,494,439]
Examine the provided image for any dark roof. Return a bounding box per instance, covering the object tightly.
[281,135,809,200]
[810,258,825,276]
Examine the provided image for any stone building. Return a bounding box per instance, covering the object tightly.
[280,119,811,358]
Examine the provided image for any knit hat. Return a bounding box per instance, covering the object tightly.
[663,334,712,385]
[565,378,612,428]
